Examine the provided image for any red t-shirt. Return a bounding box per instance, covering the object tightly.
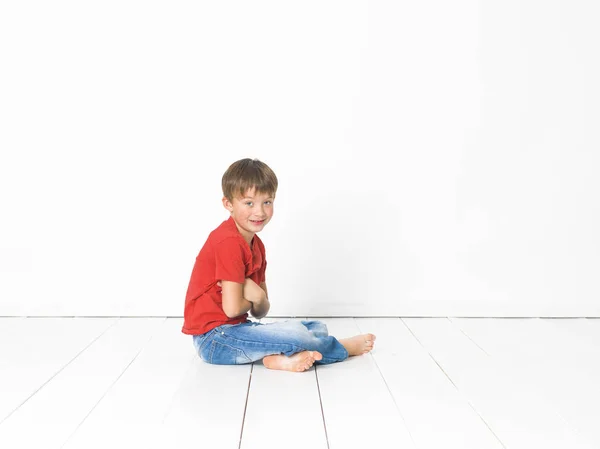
[182,216,267,335]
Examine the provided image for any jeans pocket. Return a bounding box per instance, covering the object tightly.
[193,328,219,356]
[207,339,252,365]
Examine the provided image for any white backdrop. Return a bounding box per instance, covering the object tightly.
[1,1,599,317]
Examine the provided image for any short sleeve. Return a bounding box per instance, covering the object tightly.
[259,259,267,283]
[257,238,267,283]
[214,238,247,284]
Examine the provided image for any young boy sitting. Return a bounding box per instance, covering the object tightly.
[182,158,375,372]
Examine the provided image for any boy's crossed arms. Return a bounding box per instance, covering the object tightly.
[220,278,270,320]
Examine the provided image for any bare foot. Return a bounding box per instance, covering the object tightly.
[263,351,323,372]
[339,334,376,356]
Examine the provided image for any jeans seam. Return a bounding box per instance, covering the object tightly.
[222,333,305,352]
[198,332,212,353]
[220,330,308,348]
[210,339,252,364]
[217,324,344,361]
[208,340,215,362]
[196,328,218,355]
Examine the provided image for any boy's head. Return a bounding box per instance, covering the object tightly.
[221,158,278,240]
[222,158,278,202]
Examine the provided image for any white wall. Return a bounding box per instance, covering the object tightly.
[1,1,599,317]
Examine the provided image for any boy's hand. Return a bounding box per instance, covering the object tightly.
[242,278,267,304]
[245,278,269,319]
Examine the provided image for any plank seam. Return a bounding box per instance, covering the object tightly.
[314,366,331,449]
[354,319,416,447]
[447,317,490,356]
[0,317,120,426]
[59,317,167,448]
[400,318,507,449]
[159,355,197,425]
[238,363,254,449]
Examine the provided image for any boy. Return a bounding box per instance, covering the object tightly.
[182,158,375,372]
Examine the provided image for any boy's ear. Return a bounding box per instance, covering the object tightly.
[222,196,234,213]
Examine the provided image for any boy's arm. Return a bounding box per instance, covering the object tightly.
[244,279,271,320]
[260,282,268,299]
[221,281,253,318]
[220,279,269,319]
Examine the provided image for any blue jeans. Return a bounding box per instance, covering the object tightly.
[192,320,349,365]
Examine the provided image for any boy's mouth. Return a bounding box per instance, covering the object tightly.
[250,219,265,225]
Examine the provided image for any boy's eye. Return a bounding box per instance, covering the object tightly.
[245,202,253,206]
[264,201,272,205]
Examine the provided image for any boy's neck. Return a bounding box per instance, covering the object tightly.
[231,218,255,246]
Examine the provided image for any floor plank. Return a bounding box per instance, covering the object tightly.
[405,318,596,449]
[1,317,598,449]
[161,349,252,448]
[0,317,26,341]
[356,318,503,449]
[0,318,164,449]
[316,318,415,449]
[242,318,327,449]
[0,318,116,423]
[552,319,600,361]
[453,317,600,448]
[583,318,600,341]
[61,318,195,449]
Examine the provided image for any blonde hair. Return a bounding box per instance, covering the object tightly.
[222,158,278,201]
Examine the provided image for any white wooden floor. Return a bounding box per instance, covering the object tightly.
[0,317,599,449]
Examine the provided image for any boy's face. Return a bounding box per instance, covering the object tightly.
[222,187,275,242]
